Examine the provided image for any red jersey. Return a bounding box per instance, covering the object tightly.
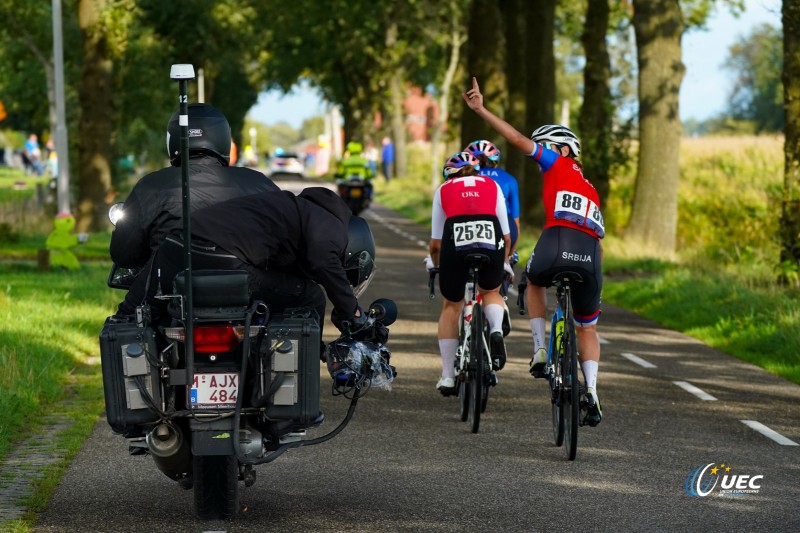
[541,156,604,238]
[431,175,510,239]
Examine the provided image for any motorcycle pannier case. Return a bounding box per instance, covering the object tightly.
[99,318,161,436]
[262,312,321,427]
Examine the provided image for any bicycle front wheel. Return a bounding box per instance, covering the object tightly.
[563,317,579,460]
[468,304,485,434]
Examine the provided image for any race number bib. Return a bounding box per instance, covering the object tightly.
[554,190,605,238]
[453,220,496,249]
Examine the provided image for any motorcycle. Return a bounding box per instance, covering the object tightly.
[100,204,396,520]
[336,174,372,216]
[99,65,397,520]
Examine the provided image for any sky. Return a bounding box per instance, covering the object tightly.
[248,0,782,128]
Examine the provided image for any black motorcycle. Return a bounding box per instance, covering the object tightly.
[336,175,372,216]
[99,66,397,520]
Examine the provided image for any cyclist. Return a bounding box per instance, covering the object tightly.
[425,152,513,396]
[465,140,521,258]
[463,77,604,426]
[336,141,375,200]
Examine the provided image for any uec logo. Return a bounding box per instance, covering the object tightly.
[685,463,764,497]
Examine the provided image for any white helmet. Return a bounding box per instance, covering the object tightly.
[530,124,581,159]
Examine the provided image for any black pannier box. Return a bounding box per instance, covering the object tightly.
[263,312,321,427]
[99,318,161,436]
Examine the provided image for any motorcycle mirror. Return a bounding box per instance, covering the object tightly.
[369,298,397,326]
[108,203,125,226]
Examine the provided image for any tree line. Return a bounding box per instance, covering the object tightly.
[0,0,797,277]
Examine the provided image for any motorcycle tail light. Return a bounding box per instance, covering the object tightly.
[194,326,241,353]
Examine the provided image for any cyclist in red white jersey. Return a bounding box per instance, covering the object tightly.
[463,77,604,426]
[425,152,513,396]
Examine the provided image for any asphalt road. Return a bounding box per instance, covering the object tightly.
[34,177,800,532]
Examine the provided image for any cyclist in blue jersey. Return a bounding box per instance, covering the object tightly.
[465,140,521,258]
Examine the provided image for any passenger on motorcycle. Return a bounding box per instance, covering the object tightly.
[149,187,376,350]
[109,103,279,320]
[335,141,375,200]
[426,152,513,396]
[463,77,604,426]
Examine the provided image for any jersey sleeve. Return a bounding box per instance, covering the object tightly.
[431,187,446,239]
[528,142,559,172]
[507,173,521,219]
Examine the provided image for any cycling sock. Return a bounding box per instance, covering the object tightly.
[530,318,546,353]
[484,303,504,334]
[439,338,458,379]
[582,360,598,391]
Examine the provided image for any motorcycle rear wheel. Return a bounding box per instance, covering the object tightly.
[193,455,239,520]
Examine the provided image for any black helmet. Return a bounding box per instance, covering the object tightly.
[166,103,232,166]
[344,216,376,297]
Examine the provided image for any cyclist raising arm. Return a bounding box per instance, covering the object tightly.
[426,152,513,395]
[463,77,605,426]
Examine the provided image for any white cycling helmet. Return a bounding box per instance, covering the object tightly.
[530,124,581,159]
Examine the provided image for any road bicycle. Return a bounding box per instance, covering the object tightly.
[429,254,497,434]
[518,272,586,460]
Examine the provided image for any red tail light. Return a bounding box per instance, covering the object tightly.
[193,326,240,353]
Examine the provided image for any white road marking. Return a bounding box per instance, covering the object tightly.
[740,420,799,446]
[599,336,610,345]
[673,380,718,401]
[621,352,656,368]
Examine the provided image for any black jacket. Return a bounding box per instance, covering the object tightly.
[110,155,279,268]
[189,187,358,316]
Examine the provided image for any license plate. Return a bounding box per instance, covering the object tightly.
[190,372,239,408]
[350,188,363,197]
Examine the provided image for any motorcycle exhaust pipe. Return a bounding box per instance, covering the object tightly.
[146,422,192,480]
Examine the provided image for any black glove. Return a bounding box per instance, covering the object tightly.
[333,306,368,335]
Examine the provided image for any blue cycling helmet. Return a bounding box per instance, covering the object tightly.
[442,152,480,180]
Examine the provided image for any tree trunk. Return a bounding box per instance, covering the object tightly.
[384,21,407,178]
[430,7,465,191]
[522,0,556,227]
[627,0,684,254]
[76,0,114,232]
[781,0,800,277]
[579,0,612,208]
[500,0,527,196]
[461,0,506,148]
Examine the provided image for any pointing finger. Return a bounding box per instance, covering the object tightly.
[472,77,479,91]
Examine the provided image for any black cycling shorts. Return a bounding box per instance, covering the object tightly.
[525,226,603,326]
[439,216,505,302]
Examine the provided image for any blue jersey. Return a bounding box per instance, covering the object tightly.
[480,167,520,219]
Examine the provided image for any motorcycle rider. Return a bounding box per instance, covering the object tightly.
[109,103,279,321]
[148,187,376,345]
[425,152,512,395]
[335,141,375,201]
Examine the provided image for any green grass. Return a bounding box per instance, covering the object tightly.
[376,136,800,385]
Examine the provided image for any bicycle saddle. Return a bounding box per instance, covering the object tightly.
[550,270,584,286]
[464,253,491,269]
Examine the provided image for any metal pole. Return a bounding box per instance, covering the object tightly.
[52,0,70,214]
[170,64,195,386]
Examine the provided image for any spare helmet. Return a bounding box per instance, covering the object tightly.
[442,151,480,180]
[465,139,501,165]
[344,216,376,297]
[166,103,232,166]
[530,124,581,159]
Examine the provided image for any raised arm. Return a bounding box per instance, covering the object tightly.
[463,77,534,155]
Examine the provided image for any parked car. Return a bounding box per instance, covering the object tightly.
[268,151,305,178]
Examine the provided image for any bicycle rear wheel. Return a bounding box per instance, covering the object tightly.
[458,374,469,422]
[563,315,579,460]
[468,304,485,434]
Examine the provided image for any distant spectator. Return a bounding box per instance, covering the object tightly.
[364,140,379,176]
[23,133,46,176]
[381,136,394,182]
[46,138,58,177]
